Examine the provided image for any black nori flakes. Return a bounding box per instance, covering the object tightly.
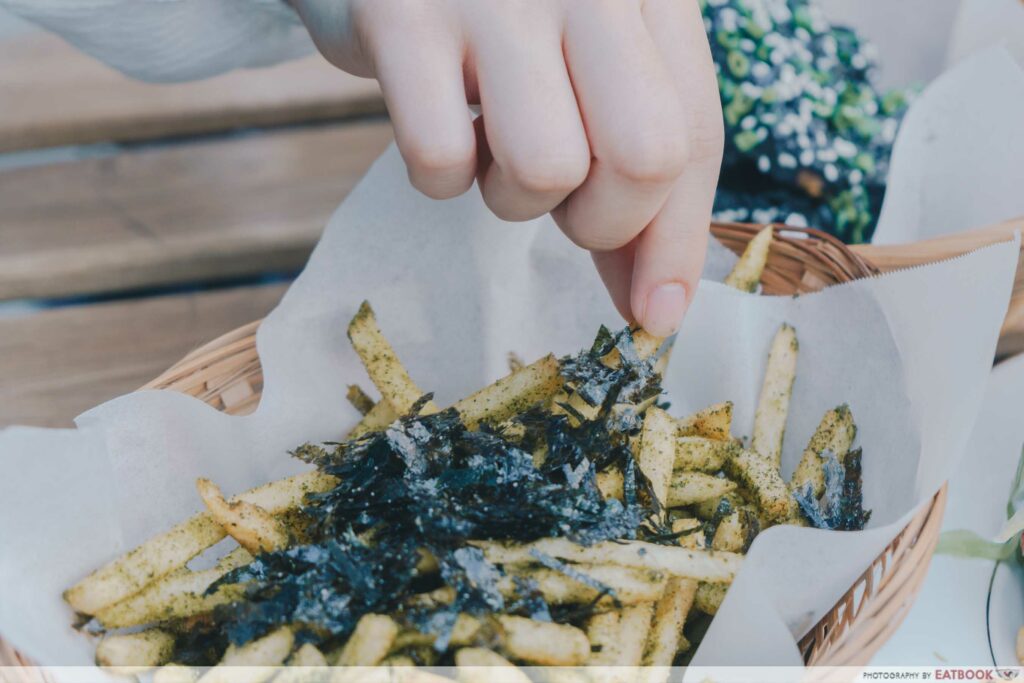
[793,448,871,531]
[202,327,657,656]
[559,326,662,410]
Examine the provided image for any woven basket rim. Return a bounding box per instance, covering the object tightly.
[0,221,942,672]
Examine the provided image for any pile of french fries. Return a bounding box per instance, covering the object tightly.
[64,227,862,679]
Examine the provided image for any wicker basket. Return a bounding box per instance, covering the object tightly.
[0,221,979,671]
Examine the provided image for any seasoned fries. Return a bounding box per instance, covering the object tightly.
[452,354,562,429]
[751,324,798,467]
[675,436,738,472]
[198,627,294,683]
[196,478,289,554]
[667,472,738,507]
[499,616,590,666]
[724,225,773,292]
[694,582,728,616]
[455,648,531,683]
[334,615,398,666]
[790,404,857,497]
[638,407,678,510]
[65,300,870,674]
[677,402,733,441]
[725,449,795,522]
[95,547,251,628]
[96,629,175,671]
[643,578,698,666]
[474,539,742,583]
[65,470,333,615]
[347,301,438,415]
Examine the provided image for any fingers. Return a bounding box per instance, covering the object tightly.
[366,5,477,199]
[628,0,724,337]
[553,1,689,252]
[469,7,591,222]
[592,244,637,324]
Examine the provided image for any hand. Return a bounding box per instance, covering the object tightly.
[291,0,723,336]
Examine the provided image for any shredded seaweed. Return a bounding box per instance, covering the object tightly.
[203,327,656,652]
[794,449,871,531]
[559,326,661,410]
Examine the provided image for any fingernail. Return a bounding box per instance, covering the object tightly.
[642,283,688,337]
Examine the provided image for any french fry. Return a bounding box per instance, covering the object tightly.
[726,449,795,522]
[474,538,742,583]
[334,614,400,666]
[694,582,728,615]
[632,329,664,361]
[153,664,199,683]
[452,354,562,429]
[724,225,773,292]
[790,405,857,498]
[275,644,329,683]
[643,578,698,667]
[675,436,738,472]
[595,469,624,501]
[346,385,376,416]
[638,407,678,511]
[197,479,289,554]
[455,648,530,683]
[65,470,333,615]
[513,564,667,605]
[289,643,328,667]
[413,563,667,607]
[199,627,294,683]
[394,615,586,666]
[711,509,759,553]
[347,399,399,438]
[96,547,252,628]
[667,472,738,507]
[95,629,175,672]
[751,324,798,467]
[585,610,621,666]
[692,492,748,521]
[497,616,590,666]
[586,604,653,667]
[677,402,733,441]
[390,614,483,652]
[347,301,438,416]
[381,655,416,667]
[671,517,706,549]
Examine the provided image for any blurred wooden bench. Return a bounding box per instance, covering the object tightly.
[0,27,392,427]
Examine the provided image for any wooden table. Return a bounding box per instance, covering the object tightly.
[0,27,392,427]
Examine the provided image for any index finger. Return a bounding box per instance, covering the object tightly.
[630,0,723,336]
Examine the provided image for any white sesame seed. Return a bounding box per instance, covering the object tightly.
[758,156,771,173]
[824,164,839,182]
[779,153,798,169]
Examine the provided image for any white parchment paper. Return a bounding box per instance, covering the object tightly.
[3,5,1024,670]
